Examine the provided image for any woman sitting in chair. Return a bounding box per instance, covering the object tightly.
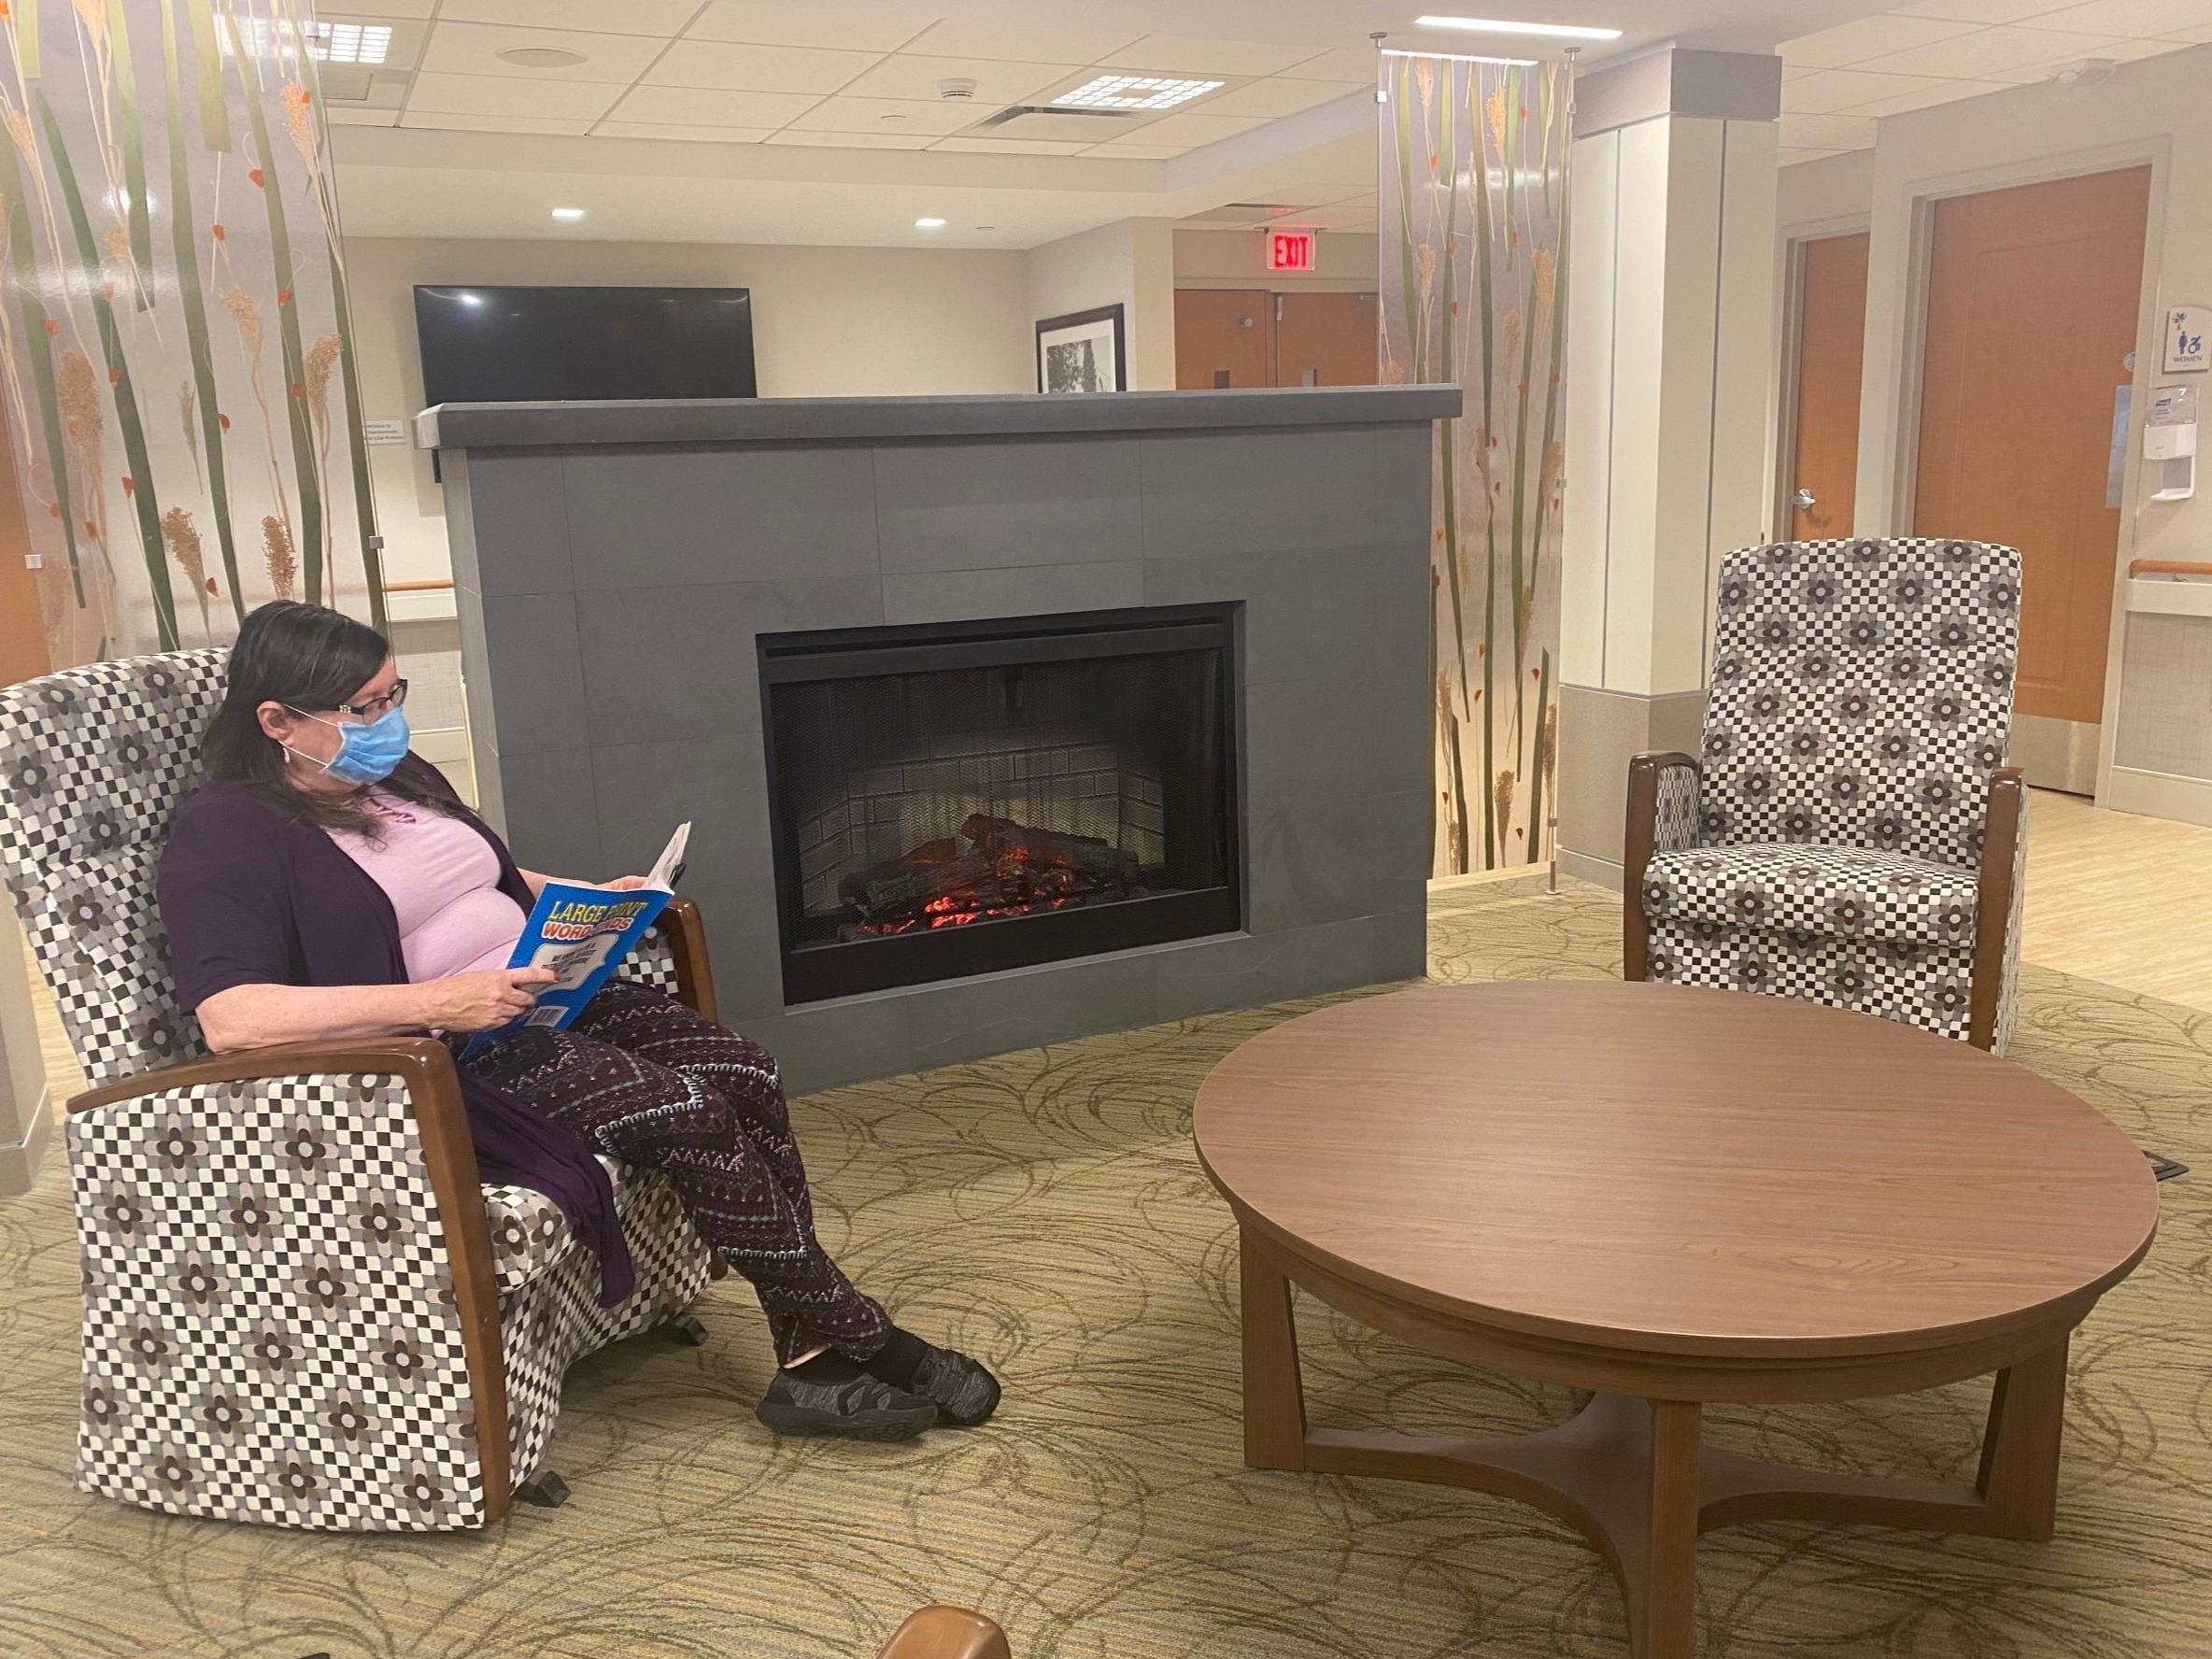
[159,600,998,1442]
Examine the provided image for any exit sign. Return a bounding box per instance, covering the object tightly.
[1266,229,1317,272]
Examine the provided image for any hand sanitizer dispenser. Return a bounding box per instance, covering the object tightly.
[2146,384,2198,502]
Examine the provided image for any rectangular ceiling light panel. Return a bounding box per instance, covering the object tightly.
[1051,73,1225,110]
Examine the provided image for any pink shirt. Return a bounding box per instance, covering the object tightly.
[329,792,529,982]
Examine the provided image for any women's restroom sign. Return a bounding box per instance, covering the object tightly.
[2163,306,2206,374]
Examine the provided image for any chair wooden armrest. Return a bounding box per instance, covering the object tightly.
[65,1037,513,1523]
[1623,751,1701,982]
[876,1607,1012,1659]
[650,895,718,1023]
[1967,767,2026,1053]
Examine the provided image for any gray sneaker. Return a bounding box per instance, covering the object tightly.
[754,1368,937,1440]
[905,1346,1002,1427]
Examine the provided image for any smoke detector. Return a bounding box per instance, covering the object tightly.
[939,76,979,100]
[2047,57,2117,85]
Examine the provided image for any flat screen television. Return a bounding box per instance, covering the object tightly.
[413,284,758,405]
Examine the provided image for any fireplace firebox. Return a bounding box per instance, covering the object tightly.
[759,605,1242,1003]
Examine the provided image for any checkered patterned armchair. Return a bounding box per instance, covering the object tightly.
[1624,537,2028,1052]
[0,648,717,1531]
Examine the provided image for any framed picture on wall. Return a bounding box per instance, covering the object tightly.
[1035,305,1127,393]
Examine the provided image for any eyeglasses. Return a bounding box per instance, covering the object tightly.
[331,679,408,719]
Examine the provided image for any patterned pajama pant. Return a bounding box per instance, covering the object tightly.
[467,977,890,1366]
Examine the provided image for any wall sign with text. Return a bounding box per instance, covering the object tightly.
[2163,305,2206,374]
[1266,229,1318,272]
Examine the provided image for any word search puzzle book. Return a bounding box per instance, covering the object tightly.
[462,822,690,1056]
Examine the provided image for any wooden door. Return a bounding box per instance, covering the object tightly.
[1174,289,1274,390]
[1274,291,1378,386]
[1784,233,1867,540]
[1912,166,2150,787]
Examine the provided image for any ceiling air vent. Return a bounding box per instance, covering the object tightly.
[963,105,1150,143]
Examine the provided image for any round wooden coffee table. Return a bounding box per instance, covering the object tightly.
[1194,982,2158,1659]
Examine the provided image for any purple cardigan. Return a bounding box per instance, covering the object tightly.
[157,755,634,1306]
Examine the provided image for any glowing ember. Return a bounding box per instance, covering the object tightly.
[838,815,1143,939]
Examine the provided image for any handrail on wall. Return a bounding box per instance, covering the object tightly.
[384,578,456,594]
[2129,560,2212,578]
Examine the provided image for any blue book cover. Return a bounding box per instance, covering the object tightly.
[462,823,688,1055]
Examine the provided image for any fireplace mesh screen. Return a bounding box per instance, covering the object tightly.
[766,645,1231,950]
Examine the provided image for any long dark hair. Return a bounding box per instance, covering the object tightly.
[201,600,457,834]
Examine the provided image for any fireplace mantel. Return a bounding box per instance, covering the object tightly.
[416,385,1462,450]
[432,385,1458,1094]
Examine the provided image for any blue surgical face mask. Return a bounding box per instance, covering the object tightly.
[283,703,411,787]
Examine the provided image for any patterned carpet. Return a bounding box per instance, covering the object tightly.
[2,877,2207,1659]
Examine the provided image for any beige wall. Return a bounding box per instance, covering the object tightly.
[1773,43,2212,825]
[1023,219,1176,392]
[347,234,1036,593]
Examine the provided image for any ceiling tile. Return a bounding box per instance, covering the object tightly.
[1779,67,1968,111]
[1779,145,1849,164]
[1862,23,2130,72]
[325,106,403,126]
[785,95,989,135]
[419,21,665,82]
[1984,32,2199,74]
[591,121,774,142]
[838,54,1081,104]
[1279,46,1385,80]
[762,129,938,149]
[605,85,824,126]
[340,0,434,14]
[687,3,929,51]
[1890,0,2054,18]
[439,0,698,32]
[1777,112,1879,148]
[1847,77,2011,113]
[1781,14,1982,66]
[398,110,599,133]
[405,70,626,118]
[929,135,1094,154]
[1199,77,1367,118]
[644,40,882,92]
[2024,0,2212,33]
[1097,34,1315,77]
[900,19,1143,63]
[1301,206,1379,230]
[1099,110,1265,147]
[1079,142,1183,157]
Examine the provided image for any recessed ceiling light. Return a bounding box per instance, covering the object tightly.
[1415,15,1624,40]
[915,217,947,229]
[218,18,391,64]
[319,22,392,64]
[1052,74,1225,111]
[498,45,588,69]
[551,206,586,220]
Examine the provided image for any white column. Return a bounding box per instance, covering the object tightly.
[1556,50,1781,888]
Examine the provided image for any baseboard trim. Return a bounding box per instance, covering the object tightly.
[0,1081,52,1197]
[2104,765,2212,829]
[1559,847,1625,893]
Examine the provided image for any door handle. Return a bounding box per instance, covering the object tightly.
[1791,487,1817,511]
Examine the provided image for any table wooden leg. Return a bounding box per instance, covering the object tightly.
[1624,1398,1702,1659]
[1238,1227,1308,1470]
[1976,1334,2069,1542]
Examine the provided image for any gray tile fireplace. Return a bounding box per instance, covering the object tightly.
[422,386,1457,1094]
